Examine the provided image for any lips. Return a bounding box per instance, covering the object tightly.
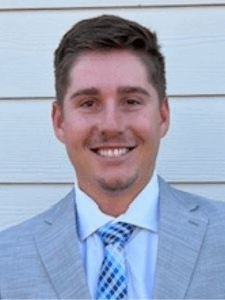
[91,147,136,158]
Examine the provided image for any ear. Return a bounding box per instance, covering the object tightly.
[52,101,65,143]
[159,96,170,138]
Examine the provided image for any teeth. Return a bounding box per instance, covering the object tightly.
[97,148,130,158]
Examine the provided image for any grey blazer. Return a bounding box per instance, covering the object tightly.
[1,177,225,299]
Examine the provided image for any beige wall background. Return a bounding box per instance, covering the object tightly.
[0,0,225,231]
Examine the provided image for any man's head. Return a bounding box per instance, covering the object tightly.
[52,15,170,216]
[54,14,166,107]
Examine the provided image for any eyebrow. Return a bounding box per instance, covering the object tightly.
[118,86,150,97]
[70,87,99,100]
[70,86,150,100]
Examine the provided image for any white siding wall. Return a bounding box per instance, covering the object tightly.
[0,1,224,231]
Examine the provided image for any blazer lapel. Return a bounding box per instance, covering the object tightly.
[153,178,208,299]
[34,189,91,299]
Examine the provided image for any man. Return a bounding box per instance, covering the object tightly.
[0,14,225,299]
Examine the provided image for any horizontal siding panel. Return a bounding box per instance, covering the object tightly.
[0,7,225,97]
[157,97,225,182]
[0,182,224,231]
[1,0,225,9]
[0,97,224,183]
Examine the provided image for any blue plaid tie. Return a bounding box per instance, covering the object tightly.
[95,222,136,299]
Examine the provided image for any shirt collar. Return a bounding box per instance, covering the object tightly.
[74,172,159,242]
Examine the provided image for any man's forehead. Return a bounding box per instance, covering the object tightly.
[70,49,146,71]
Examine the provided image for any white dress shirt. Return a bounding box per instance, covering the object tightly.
[74,172,159,299]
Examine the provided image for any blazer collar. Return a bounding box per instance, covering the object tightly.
[34,189,91,299]
[153,177,208,299]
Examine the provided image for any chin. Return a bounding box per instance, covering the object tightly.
[97,174,138,194]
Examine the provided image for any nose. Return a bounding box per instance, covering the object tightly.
[99,100,123,138]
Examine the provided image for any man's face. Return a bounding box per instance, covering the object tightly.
[52,50,169,200]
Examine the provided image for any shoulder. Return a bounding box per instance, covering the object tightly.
[158,176,225,222]
[0,189,76,297]
[0,188,75,246]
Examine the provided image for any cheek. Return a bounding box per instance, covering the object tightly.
[64,112,89,133]
[63,116,90,147]
[133,112,160,138]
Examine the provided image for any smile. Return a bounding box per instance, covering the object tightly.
[91,147,136,158]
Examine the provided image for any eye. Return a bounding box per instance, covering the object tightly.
[125,99,141,105]
[80,99,96,108]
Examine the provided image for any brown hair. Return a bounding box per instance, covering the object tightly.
[54,14,166,106]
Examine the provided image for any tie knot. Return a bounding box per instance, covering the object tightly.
[97,222,135,247]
